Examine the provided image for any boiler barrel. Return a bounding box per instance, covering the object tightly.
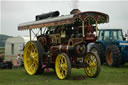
[36,11,60,21]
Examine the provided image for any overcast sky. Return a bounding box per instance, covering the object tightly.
[1,0,128,36]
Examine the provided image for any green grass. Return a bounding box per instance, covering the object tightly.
[0,64,128,85]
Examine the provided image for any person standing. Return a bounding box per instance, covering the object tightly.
[16,54,22,66]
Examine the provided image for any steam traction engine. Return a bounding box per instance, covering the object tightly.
[18,10,109,79]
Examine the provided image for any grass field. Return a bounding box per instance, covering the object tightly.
[0,64,128,85]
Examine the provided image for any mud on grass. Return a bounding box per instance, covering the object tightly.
[0,64,128,85]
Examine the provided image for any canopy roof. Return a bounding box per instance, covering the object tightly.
[18,11,109,31]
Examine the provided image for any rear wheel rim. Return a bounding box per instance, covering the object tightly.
[55,54,68,79]
[24,42,39,75]
[84,53,98,77]
[107,51,113,65]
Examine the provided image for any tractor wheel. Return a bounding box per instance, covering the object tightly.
[105,45,121,66]
[90,43,105,64]
[55,53,71,80]
[84,52,101,78]
[24,41,44,75]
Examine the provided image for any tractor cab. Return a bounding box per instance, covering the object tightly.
[98,29,124,42]
[97,29,128,48]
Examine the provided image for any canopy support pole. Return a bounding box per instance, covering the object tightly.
[40,28,42,35]
[82,21,85,37]
[29,29,32,41]
[96,21,98,37]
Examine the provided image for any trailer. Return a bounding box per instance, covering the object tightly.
[4,36,30,65]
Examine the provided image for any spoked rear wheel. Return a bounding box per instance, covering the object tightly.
[84,52,101,77]
[55,53,71,80]
[24,41,44,75]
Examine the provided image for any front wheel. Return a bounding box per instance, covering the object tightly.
[84,52,101,78]
[55,53,71,80]
[24,41,44,75]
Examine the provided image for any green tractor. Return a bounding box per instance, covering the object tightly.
[90,29,128,66]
